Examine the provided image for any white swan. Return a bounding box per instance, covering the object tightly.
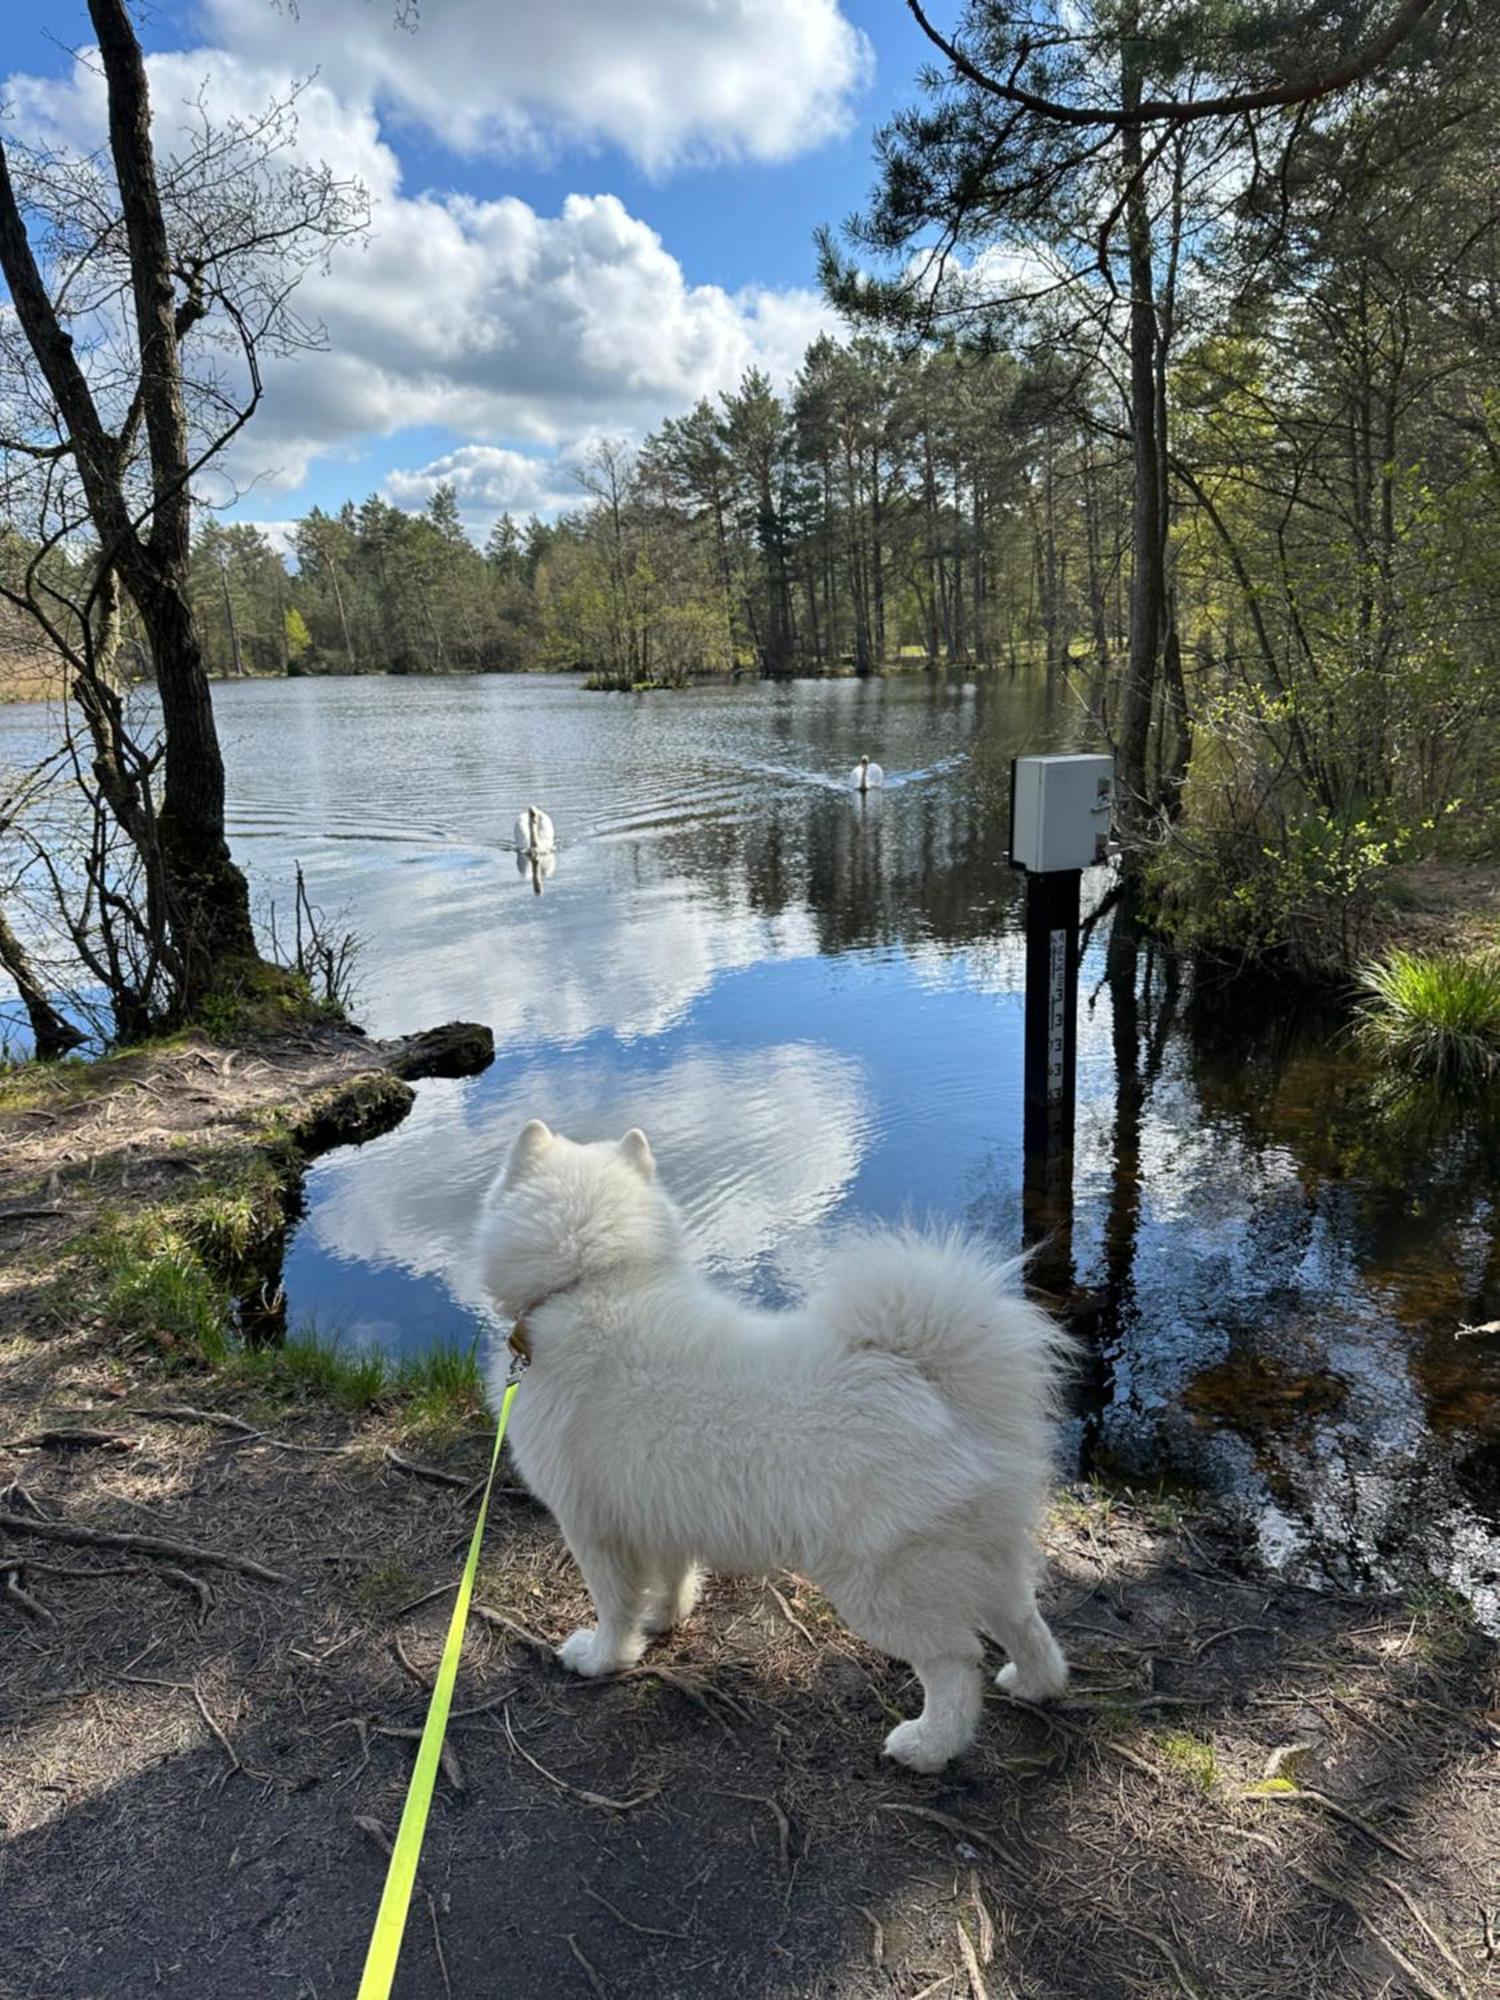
[515,848,556,896]
[850,754,884,793]
[514,804,556,857]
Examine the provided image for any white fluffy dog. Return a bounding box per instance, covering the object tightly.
[479,1120,1071,1771]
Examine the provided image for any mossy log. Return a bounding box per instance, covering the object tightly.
[289,1070,416,1155]
[381,1020,496,1081]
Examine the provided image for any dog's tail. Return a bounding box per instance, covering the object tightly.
[815,1227,1072,1468]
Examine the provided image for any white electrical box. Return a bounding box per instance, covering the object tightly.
[1009,754,1114,872]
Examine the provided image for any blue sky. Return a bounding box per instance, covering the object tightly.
[0,0,935,542]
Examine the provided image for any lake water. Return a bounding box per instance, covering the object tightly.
[5,672,1499,1624]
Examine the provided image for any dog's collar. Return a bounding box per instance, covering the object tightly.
[506,1280,579,1374]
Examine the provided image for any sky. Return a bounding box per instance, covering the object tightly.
[0,0,936,545]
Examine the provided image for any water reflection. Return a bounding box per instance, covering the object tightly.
[306,1042,871,1332]
[4,670,1494,1621]
[1079,944,1500,1626]
[218,674,1500,1624]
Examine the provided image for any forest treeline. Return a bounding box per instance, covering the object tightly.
[176,344,1112,691]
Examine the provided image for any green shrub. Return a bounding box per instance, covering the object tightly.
[1356,948,1500,1089]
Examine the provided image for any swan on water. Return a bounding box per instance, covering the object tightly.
[514,804,556,856]
[516,849,556,896]
[851,754,884,793]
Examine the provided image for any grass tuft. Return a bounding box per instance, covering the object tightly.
[99,1214,234,1364]
[1356,947,1500,1089]
[1155,1730,1218,1793]
[87,1169,484,1427]
[232,1326,484,1419]
[232,1327,390,1410]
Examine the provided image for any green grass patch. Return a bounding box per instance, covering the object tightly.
[82,1155,484,1423]
[98,1212,235,1364]
[231,1326,485,1420]
[1051,1480,1118,1533]
[1356,947,1500,1089]
[1154,1730,1218,1793]
[232,1327,390,1410]
[1,1045,145,1112]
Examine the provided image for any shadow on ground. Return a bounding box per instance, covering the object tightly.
[3,1391,1497,2000]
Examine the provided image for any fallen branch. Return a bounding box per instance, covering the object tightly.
[190,1683,243,1783]
[565,1935,608,2000]
[127,1404,344,1456]
[471,1603,555,1656]
[767,1581,817,1647]
[2,1565,55,1622]
[426,1890,454,2000]
[389,1585,554,1657]
[1244,1786,1416,1863]
[0,1511,293,1585]
[1290,1864,1450,2000]
[374,1722,466,1794]
[1375,1873,1473,1998]
[715,1790,794,1874]
[502,1703,661,1811]
[583,1884,689,1941]
[876,1802,1021,1879]
[2,1428,137,1453]
[117,1675,244,1784]
[384,1447,467,1489]
[127,1403,257,1435]
[355,1814,392,1857]
[956,1919,990,2000]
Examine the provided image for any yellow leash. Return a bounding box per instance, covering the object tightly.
[355,1375,520,1999]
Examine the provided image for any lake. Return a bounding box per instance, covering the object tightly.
[6,671,1499,1625]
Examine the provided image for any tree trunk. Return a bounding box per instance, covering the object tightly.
[91,0,262,995]
[1116,28,1166,855]
[325,552,357,670]
[0,905,86,1058]
[871,450,887,665]
[1082,440,1113,720]
[134,570,258,984]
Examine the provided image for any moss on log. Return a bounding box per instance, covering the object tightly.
[290,1070,416,1154]
[381,1020,496,1081]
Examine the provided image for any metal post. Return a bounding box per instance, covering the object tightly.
[1021,866,1081,1263]
[1009,750,1110,1276]
[1022,866,1081,1161]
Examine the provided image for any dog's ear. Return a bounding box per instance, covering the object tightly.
[505,1118,553,1184]
[618,1128,654,1180]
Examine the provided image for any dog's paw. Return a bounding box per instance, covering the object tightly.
[883,1719,960,1774]
[556,1628,626,1678]
[995,1657,1069,1703]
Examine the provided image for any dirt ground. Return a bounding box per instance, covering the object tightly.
[2,1037,1498,2000]
[1385,861,1500,957]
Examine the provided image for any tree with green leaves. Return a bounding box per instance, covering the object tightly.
[821,0,1454,848]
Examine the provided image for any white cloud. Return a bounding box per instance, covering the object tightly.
[202,0,873,176]
[330,848,824,1048]
[383,445,578,524]
[6,45,844,520]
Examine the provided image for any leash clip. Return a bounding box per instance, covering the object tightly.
[505,1315,533,1385]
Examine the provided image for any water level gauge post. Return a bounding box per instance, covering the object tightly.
[1009,754,1114,1245]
